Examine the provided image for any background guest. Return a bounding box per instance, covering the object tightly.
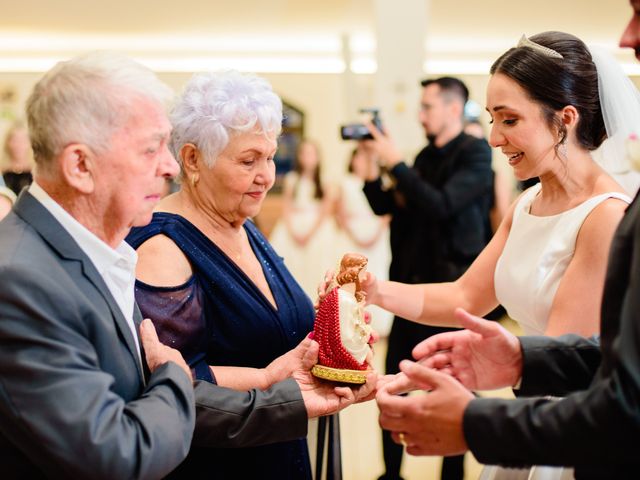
[2,120,33,195]
[335,147,393,336]
[269,139,339,299]
[0,175,15,220]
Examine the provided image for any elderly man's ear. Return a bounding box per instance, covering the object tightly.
[59,144,96,194]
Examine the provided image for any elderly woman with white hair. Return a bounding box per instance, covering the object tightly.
[127,71,317,479]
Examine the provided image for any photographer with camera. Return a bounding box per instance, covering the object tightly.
[359,77,493,480]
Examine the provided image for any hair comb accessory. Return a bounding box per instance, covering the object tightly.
[517,34,563,59]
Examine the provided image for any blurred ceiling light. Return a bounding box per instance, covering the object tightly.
[423,59,492,75]
[0,33,341,53]
[423,58,640,75]
[140,56,346,73]
[0,55,346,73]
[350,58,376,74]
[0,33,348,73]
[0,33,637,76]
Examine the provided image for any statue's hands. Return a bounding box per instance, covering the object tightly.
[363,311,380,346]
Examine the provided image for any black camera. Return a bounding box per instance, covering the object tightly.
[340,108,383,140]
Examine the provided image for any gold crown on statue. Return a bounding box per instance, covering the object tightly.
[516,34,564,59]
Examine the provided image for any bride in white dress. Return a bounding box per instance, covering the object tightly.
[358,31,638,479]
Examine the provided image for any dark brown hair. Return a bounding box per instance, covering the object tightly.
[490,31,606,151]
[420,77,469,105]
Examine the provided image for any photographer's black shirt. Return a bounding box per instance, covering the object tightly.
[363,131,493,285]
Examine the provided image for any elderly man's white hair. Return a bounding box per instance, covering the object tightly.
[26,51,173,168]
[169,71,283,172]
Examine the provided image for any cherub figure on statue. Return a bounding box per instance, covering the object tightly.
[312,253,374,383]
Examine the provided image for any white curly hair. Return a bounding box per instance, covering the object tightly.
[169,71,283,173]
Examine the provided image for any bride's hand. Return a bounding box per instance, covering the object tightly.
[360,271,380,306]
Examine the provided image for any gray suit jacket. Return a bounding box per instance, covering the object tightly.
[0,192,196,479]
[464,193,640,479]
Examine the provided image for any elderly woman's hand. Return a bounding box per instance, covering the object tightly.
[267,335,379,416]
[263,335,317,387]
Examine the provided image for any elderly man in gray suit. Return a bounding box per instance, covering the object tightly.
[0,52,372,479]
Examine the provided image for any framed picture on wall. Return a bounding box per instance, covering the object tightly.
[253,99,304,236]
[272,99,304,193]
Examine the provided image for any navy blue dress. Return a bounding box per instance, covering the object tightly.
[127,212,315,480]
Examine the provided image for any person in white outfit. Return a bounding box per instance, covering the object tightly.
[336,148,392,336]
[269,139,338,298]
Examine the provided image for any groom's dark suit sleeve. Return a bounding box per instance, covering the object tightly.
[462,196,640,473]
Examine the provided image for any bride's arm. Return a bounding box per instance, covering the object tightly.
[545,197,627,337]
[365,197,519,326]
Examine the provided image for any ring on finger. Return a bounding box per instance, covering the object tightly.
[398,432,408,447]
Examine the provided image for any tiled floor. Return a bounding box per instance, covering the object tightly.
[335,316,523,480]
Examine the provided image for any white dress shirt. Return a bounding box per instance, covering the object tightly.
[29,182,142,363]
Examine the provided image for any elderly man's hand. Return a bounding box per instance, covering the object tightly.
[412,308,523,391]
[140,319,192,381]
[297,371,378,418]
[377,360,472,456]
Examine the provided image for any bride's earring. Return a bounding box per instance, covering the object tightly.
[559,142,568,159]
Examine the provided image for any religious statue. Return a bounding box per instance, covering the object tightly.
[311,253,374,383]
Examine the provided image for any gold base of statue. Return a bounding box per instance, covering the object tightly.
[311,364,368,384]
